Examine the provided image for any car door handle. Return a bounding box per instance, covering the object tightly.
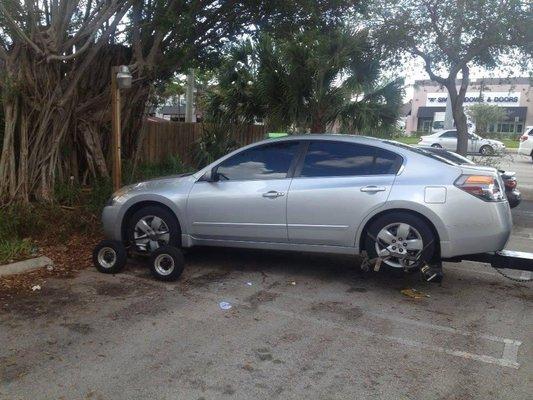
[262,191,285,198]
[360,186,386,193]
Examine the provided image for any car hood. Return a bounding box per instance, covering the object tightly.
[128,172,194,191]
[112,172,195,201]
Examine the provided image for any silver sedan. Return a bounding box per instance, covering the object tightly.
[102,135,512,271]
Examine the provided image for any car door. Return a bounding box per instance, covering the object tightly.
[187,141,301,243]
[439,131,458,151]
[286,140,403,247]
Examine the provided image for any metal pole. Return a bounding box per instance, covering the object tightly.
[111,66,122,191]
[185,69,195,122]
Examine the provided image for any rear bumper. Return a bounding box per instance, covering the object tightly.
[440,200,512,258]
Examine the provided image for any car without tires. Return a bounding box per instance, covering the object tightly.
[418,130,505,155]
[102,135,512,272]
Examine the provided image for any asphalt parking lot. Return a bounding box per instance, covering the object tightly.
[0,154,531,400]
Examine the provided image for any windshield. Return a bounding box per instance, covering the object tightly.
[383,140,457,166]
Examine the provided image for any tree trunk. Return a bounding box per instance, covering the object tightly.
[445,67,470,156]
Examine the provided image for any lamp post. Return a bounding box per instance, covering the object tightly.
[111,65,132,191]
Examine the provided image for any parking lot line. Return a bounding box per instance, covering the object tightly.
[114,270,523,369]
[185,287,522,370]
[255,304,521,369]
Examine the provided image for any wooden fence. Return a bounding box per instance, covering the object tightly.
[137,120,267,165]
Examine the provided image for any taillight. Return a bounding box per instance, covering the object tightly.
[520,135,528,142]
[454,174,505,202]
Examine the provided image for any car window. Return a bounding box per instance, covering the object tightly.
[216,141,299,181]
[299,141,402,177]
[440,131,457,138]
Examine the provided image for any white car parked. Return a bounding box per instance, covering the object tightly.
[518,126,533,161]
[418,130,505,155]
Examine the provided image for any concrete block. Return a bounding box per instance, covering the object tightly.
[0,256,53,277]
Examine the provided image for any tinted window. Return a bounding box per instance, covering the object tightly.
[440,131,457,138]
[300,141,402,177]
[216,141,299,180]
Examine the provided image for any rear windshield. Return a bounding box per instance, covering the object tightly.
[382,140,457,166]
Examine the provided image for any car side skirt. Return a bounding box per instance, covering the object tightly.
[182,234,358,255]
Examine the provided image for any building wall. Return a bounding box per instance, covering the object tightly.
[405,77,533,135]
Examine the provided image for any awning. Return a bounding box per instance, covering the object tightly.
[417,106,445,118]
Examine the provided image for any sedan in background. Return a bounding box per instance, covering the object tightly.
[419,146,521,208]
[419,130,505,155]
[518,126,533,161]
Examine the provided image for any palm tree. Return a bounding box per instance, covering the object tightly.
[205,27,404,134]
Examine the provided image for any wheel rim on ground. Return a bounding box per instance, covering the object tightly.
[374,223,424,269]
[133,215,170,252]
[154,254,175,276]
[97,247,117,269]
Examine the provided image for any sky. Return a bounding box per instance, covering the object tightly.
[400,53,532,102]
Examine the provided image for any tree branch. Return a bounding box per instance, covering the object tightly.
[0,2,44,56]
[410,46,447,85]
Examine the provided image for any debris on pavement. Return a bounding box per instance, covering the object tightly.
[289,281,296,286]
[219,301,232,310]
[31,285,41,291]
[246,281,253,286]
[401,288,430,299]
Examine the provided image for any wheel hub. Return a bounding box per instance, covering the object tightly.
[374,223,424,269]
[154,254,175,276]
[133,215,170,252]
[97,247,117,269]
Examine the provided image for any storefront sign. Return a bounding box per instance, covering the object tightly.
[426,92,520,107]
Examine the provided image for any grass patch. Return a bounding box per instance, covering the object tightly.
[393,136,421,145]
[501,139,518,149]
[0,238,33,264]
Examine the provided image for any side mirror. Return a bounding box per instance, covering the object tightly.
[201,168,219,182]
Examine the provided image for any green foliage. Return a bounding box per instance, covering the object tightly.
[193,122,239,168]
[370,0,532,74]
[54,181,82,207]
[466,104,508,136]
[86,177,113,215]
[205,27,403,134]
[0,238,33,264]
[370,0,532,155]
[130,155,189,182]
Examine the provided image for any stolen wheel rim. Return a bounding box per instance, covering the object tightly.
[374,223,423,269]
[97,247,117,269]
[133,215,170,252]
[154,254,175,276]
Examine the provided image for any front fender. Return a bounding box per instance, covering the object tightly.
[117,193,187,238]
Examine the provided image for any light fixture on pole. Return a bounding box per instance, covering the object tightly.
[111,65,132,191]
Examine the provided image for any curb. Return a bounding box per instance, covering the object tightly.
[0,256,54,277]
